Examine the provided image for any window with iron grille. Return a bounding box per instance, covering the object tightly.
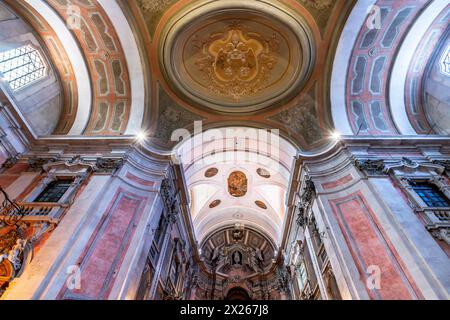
[34,179,73,203]
[411,182,450,207]
[0,45,46,91]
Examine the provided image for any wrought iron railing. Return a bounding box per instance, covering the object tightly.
[0,186,25,226]
[0,186,68,225]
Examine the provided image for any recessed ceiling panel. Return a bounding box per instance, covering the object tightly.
[159,0,315,113]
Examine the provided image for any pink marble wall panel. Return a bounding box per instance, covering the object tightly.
[329,192,420,299]
[59,188,147,299]
[125,172,155,187]
[322,174,353,190]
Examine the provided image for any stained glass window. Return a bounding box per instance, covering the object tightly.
[0,45,46,91]
[441,45,450,76]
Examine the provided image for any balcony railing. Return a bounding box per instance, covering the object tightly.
[416,207,450,229]
[0,202,68,224]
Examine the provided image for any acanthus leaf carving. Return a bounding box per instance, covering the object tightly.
[95,158,123,174]
[354,159,386,176]
[27,157,59,172]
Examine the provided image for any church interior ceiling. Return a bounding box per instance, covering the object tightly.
[0,0,449,302]
[3,0,354,151]
[176,127,297,245]
[136,0,355,151]
[0,0,447,149]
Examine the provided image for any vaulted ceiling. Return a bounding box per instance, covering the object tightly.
[175,127,297,245]
[3,1,448,149]
[133,0,354,151]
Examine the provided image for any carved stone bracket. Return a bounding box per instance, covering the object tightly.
[433,160,450,177]
[95,158,124,174]
[27,157,58,172]
[430,227,450,245]
[354,159,386,176]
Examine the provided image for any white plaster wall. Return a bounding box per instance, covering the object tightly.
[24,0,92,135]
[1,175,110,300]
[424,35,450,135]
[0,3,62,136]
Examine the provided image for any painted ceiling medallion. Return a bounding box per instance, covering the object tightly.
[255,200,268,209]
[228,171,248,197]
[209,199,221,208]
[257,168,271,178]
[159,0,315,113]
[193,25,279,102]
[205,167,219,178]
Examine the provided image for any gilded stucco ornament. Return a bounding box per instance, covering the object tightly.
[159,0,315,113]
[299,0,334,10]
[193,24,279,102]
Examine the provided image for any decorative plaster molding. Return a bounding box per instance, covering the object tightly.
[384,157,445,176]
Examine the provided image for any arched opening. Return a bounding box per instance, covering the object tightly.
[174,126,297,245]
[225,287,251,301]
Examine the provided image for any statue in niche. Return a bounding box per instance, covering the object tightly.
[232,250,242,265]
[228,171,247,197]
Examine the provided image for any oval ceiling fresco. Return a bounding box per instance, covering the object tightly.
[227,171,248,197]
[205,167,219,177]
[209,199,221,208]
